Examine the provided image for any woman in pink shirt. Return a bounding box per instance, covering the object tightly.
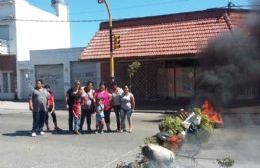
[95,82,112,132]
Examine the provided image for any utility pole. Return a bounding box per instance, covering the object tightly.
[98,0,114,82]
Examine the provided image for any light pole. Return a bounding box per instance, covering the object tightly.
[98,0,114,82]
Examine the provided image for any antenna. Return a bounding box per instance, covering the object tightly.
[226,0,236,16]
[227,0,235,9]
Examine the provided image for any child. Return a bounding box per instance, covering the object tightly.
[95,98,105,134]
[72,90,82,135]
[44,85,62,132]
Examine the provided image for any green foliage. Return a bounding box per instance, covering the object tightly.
[144,136,157,144]
[193,108,202,115]
[200,113,213,134]
[128,61,141,79]
[217,157,235,168]
[193,107,213,134]
[159,116,184,135]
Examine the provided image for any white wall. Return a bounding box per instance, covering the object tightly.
[1,0,72,99]
[12,0,71,99]
[14,0,70,61]
[25,48,101,100]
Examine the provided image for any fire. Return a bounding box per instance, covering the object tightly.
[201,99,224,127]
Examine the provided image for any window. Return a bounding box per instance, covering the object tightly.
[0,25,9,40]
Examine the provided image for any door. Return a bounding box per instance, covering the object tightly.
[35,64,64,100]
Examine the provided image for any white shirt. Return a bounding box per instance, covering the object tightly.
[112,87,123,106]
[121,93,134,110]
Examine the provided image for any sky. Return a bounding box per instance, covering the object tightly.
[27,0,250,48]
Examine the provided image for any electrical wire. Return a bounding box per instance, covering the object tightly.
[0,3,258,24]
[70,0,190,15]
[14,18,105,22]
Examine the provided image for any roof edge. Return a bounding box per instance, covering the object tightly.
[100,8,251,30]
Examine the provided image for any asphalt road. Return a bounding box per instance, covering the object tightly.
[1,107,260,168]
[0,109,163,168]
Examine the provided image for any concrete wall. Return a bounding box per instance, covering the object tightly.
[6,0,71,99]
[25,48,101,100]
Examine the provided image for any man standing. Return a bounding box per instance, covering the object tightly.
[29,79,48,137]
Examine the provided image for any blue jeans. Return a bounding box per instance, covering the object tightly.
[120,108,132,130]
[32,109,45,132]
[113,105,121,130]
[74,117,81,131]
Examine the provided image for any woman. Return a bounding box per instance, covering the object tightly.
[111,82,123,132]
[120,85,135,133]
[95,82,112,132]
[80,81,95,133]
[29,79,48,137]
[65,80,81,132]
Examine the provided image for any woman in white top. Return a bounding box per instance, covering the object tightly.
[120,85,135,133]
[111,82,123,132]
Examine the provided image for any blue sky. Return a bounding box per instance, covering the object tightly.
[28,0,250,48]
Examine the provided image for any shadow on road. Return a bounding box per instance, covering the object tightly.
[2,130,31,137]
[50,130,74,135]
[141,119,162,123]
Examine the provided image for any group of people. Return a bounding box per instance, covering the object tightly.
[29,79,135,137]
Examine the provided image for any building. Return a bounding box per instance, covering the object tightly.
[0,0,70,99]
[26,48,101,100]
[80,8,257,104]
[0,54,16,99]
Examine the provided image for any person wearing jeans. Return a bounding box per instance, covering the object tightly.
[120,85,135,133]
[29,79,48,137]
[74,116,81,134]
[95,82,112,132]
[31,108,46,136]
[72,89,82,135]
[111,82,123,132]
[80,81,95,133]
[65,80,81,132]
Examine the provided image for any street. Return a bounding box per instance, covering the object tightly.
[1,105,260,168]
[0,108,162,168]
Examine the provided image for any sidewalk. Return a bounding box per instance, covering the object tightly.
[0,101,29,110]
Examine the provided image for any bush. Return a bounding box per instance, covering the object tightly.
[144,136,157,144]
[193,108,213,134]
[159,116,184,135]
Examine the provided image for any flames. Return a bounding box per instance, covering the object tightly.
[201,99,224,127]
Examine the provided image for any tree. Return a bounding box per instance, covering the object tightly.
[127,61,141,90]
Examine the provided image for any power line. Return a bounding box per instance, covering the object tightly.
[233,4,260,8]
[1,4,258,24]
[70,0,190,15]
[1,18,106,23]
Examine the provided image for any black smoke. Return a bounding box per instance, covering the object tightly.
[195,6,260,107]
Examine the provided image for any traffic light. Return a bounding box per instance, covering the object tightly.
[113,34,120,50]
